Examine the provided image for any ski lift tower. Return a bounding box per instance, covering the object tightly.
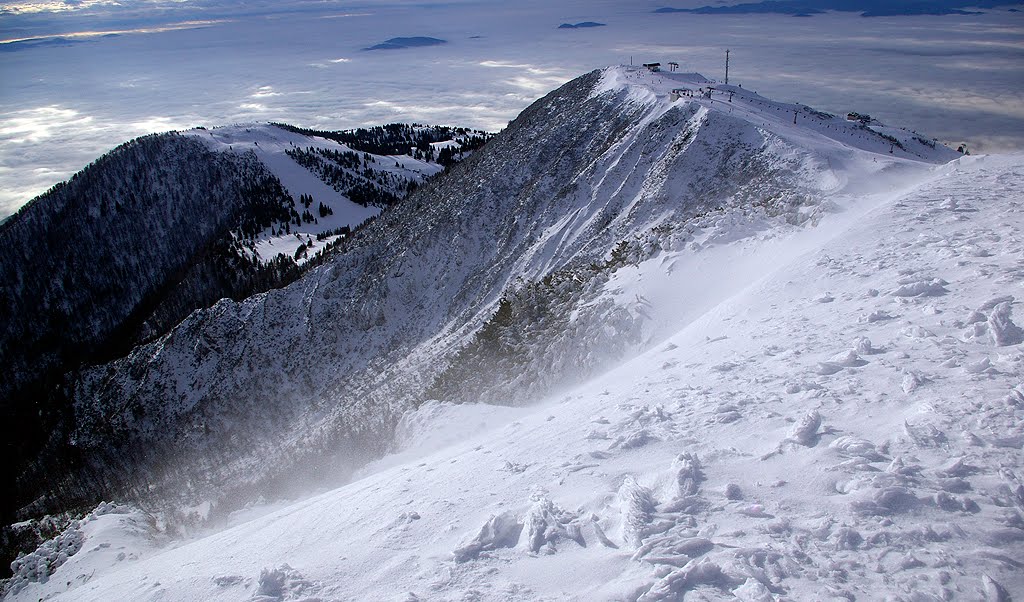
[725,49,730,85]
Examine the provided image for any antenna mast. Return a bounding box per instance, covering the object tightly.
[725,49,730,85]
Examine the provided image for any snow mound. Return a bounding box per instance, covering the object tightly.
[5,503,158,599]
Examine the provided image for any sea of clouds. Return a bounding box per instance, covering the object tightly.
[1,0,1022,217]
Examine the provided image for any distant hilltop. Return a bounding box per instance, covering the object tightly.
[655,0,1016,17]
[363,37,447,51]
[558,21,606,28]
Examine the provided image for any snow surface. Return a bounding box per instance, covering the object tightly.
[14,136,1023,600]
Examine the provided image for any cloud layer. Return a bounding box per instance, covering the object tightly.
[1,0,1022,216]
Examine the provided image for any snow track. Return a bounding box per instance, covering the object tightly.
[18,153,1023,601]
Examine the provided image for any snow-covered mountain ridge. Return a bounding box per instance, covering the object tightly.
[12,150,1024,601]
[6,66,1000,597]
[0,121,484,534]
[50,67,956,510]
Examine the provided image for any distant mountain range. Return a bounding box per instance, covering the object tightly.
[656,0,1021,17]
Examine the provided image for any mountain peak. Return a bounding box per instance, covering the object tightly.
[593,64,959,164]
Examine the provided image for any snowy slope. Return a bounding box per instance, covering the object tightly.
[67,67,953,506]
[185,124,445,265]
[16,153,1023,601]
[596,68,958,166]
[14,65,996,594]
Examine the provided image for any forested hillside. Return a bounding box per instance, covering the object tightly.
[0,133,306,529]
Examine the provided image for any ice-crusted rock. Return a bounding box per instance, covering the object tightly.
[964,357,995,374]
[933,491,974,512]
[815,361,845,375]
[829,436,888,462]
[861,309,894,323]
[632,536,714,564]
[904,420,947,447]
[832,527,863,550]
[988,301,1023,346]
[451,511,523,562]
[637,559,739,601]
[733,577,776,602]
[672,453,703,497]
[725,483,743,500]
[936,457,975,478]
[253,564,319,602]
[980,295,1016,311]
[850,486,920,516]
[891,277,949,297]
[854,336,879,355]
[901,370,929,393]
[618,476,656,548]
[788,410,822,447]
[982,574,1012,602]
[826,349,867,367]
[520,493,584,554]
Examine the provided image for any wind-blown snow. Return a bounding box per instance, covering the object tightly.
[14,129,1023,602]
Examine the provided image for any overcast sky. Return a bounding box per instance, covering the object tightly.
[1,0,1022,217]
